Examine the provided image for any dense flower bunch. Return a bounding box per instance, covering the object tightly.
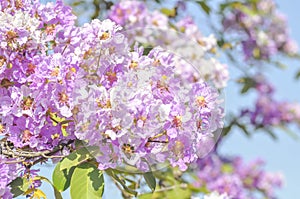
[73,25,224,170]
[0,0,79,151]
[0,0,295,198]
[223,0,298,60]
[193,154,283,199]
[108,0,229,89]
[0,0,224,176]
[241,77,300,127]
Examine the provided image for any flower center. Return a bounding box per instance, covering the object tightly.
[22,129,32,143]
[100,32,110,40]
[15,0,23,8]
[51,67,60,77]
[173,141,184,156]
[0,56,6,67]
[152,59,161,66]
[45,24,56,35]
[51,133,60,139]
[129,60,138,69]
[96,99,111,109]
[0,123,5,134]
[26,63,36,75]
[122,144,134,154]
[106,71,117,84]
[22,96,34,110]
[173,115,182,127]
[58,92,69,104]
[6,30,18,41]
[196,96,207,108]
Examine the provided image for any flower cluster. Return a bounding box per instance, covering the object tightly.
[223,0,298,60]
[73,33,224,171]
[0,0,224,175]
[0,156,23,199]
[241,77,300,127]
[0,0,80,152]
[194,154,283,199]
[108,1,229,89]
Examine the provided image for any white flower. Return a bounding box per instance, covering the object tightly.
[203,192,231,199]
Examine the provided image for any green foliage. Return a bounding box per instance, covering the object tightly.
[237,77,256,94]
[160,8,177,18]
[60,147,93,171]
[70,162,104,199]
[36,176,63,199]
[9,177,30,198]
[138,185,191,199]
[143,172,156,192]
[53,162,75,192]
[10,176,63,199]
[197,1,211,15]
[295,70,300,79]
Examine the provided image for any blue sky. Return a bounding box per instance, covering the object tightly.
[35,0,300,198]
[221,1,300,198]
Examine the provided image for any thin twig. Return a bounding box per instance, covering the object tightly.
[111,176,133,199]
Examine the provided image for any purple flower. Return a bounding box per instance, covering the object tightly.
[223,0,297,60]
[194,154,283,199]
[0,156,23,199]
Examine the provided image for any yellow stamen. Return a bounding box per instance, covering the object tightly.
[161,75,168,80]
[0,124,5,134]
[22,97,34,110]
[0,56,6,67]
[51,67,59,77]
[122,143,134,154]
[51,133,60,139]
[129,60,138,69]
[196,96,207,107]
[100,32,110,40]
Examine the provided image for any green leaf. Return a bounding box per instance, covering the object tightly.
[219,1,240,12]
[198,1,211,15]
[295,70,300,79]
[186,184,208,193]
[221,164,233,173]
[143,172,156,192]
[264,128,278,140]
[60,147,92,171]
[9,177,30,198]
[165,186,191,199]
[277,125,299,140]
[236,3,257,16]
[160,8,176,17]
[53,162,75,192]
[237,77,256,94]
[72,1,85,6]
[139,185,191,199]
[70,162,104,199]
[274,61,287,69]
[222,125,232,137]
[138,193,153,199]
